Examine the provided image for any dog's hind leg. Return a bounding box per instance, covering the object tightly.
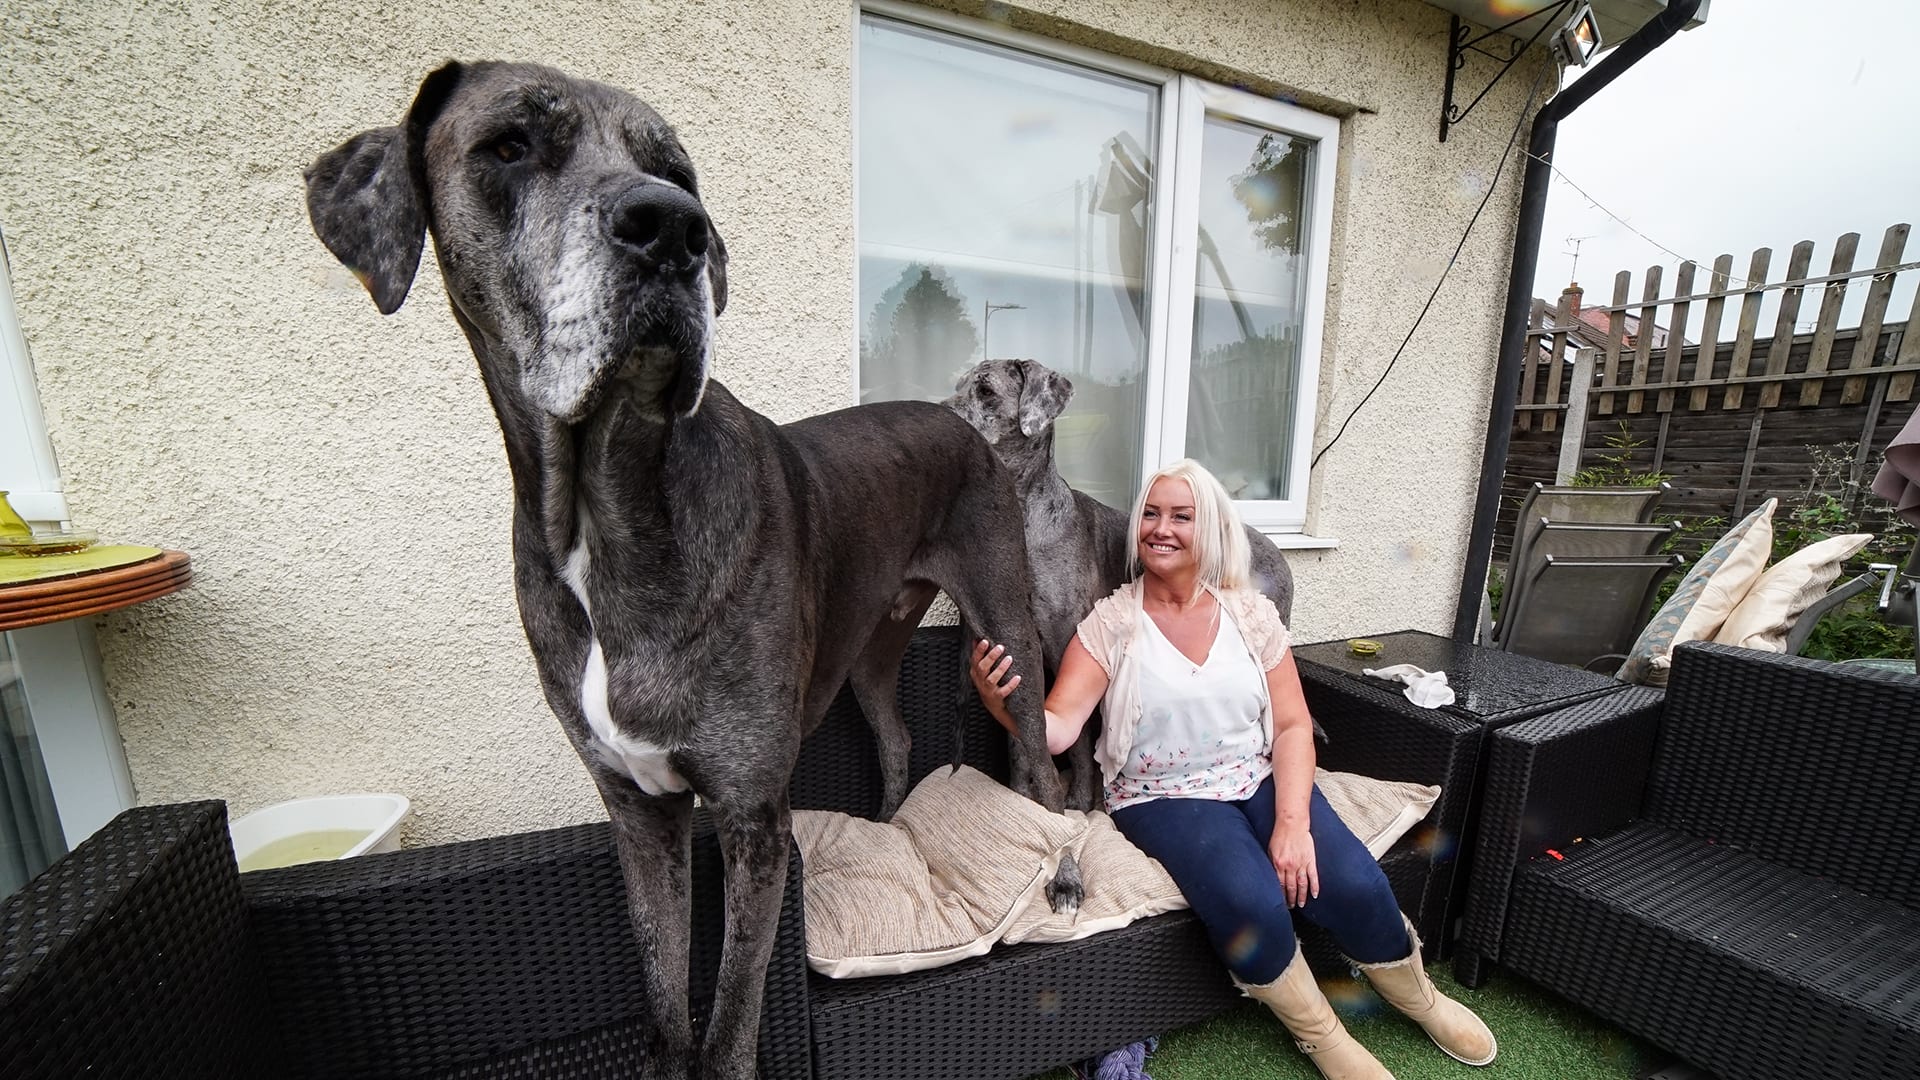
[850,582,937,820]
[595,776,696,1080]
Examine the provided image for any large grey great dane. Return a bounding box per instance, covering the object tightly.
[304,61,1074,1080]
[946,358,1302,809]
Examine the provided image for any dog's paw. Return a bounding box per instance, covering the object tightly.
[1046,852,1085,916]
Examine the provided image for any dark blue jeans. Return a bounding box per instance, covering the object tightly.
[1111,775,1410,984]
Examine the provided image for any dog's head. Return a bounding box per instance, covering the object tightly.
[305,61,728,424]
[944,358,1074,458]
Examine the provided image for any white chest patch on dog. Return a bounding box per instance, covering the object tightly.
[579,639,689,795]
[562,524,688,796]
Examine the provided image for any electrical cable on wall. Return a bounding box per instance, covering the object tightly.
[1311,60,1551,471]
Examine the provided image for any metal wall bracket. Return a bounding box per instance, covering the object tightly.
[1441,2,1570,142]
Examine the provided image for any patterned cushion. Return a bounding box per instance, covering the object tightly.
[1616,499,1777,686]
[1714,533,1874,652]
[791,764,1437,977]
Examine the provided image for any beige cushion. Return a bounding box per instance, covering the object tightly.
[791,764,1439,978]
[1317,768,1441,858]
[1714,533,1874,652]
[1617,498,1776,686]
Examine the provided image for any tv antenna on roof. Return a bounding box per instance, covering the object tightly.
[1563,234,1596,285]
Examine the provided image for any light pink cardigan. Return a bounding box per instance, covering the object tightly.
[1072,580,1292,790]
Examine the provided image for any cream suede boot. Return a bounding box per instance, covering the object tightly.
[1354,918,1497,1066]
[1235,944,1393,1080]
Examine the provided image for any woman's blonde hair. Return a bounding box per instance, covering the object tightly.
[1126,458,1252,593]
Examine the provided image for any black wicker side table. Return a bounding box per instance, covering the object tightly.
[1292,630,1627,964]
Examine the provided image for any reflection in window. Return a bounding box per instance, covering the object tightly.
[858,12,1338,527]
[1186,119,1311,502]
[1,633,67,899]
[858,15,1156,507]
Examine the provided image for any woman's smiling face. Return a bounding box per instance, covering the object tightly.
[1137,477,1197,579]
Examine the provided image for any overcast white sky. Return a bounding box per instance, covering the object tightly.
[1534,0,1920,332]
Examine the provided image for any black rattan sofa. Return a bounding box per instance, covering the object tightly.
[1454,641,1920,1080]
[4,626,1480,1080]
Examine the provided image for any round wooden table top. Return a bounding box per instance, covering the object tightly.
[0,549,192,632]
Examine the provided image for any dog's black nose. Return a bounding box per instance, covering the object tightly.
[607,182,711,270]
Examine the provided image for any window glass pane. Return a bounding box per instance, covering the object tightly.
[1184,115,1311,502]
[2,633,68,898]
[858,16,1156,508]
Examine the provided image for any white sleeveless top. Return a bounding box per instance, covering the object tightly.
[1104,608,1273,811]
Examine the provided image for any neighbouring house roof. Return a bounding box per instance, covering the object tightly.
[1533,284,1675,360]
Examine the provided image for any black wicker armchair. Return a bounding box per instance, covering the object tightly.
[4,625,1475,1080]
[1454,641,1920,1080]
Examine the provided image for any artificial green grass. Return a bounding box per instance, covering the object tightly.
[1029,965,1659,1079]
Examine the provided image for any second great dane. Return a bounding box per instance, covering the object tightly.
[305,61,1074,1080]
[946,358,1302,808]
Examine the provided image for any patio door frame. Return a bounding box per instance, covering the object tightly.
[1,226,135,849]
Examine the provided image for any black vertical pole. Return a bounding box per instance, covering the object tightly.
[1452,0,1705,642]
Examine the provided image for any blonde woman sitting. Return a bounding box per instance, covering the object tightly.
[969,459,1495,1080]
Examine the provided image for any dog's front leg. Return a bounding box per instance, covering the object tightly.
[598,775,697,1080]
[701,792,792,1080]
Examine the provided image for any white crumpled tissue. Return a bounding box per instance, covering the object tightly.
[1361,664,1456,709]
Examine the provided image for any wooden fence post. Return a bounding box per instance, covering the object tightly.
[1598,271,1629,415]
[1724,247,1772,410]
[1799,232,1859,406]
[1691,253,1733,412]
[1759,240,1815,408]
[1519,298,1546,432]
[1628,265,1661,414]
[1895,285,1920,402]
[1845,224,1909,405]
[1658,261,1694,414]
[1557,347,1596,484]
[1543,292,1573,432]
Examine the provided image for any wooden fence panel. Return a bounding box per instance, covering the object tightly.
[1759,240,1815,408]
[1507,222,1920,562]
[1846,224,1909,404]
[1691,254,1733,411]
[1799,232,1857,406]
[1659,261,1694,414]
[1628,265,1661,414]
[1543,293,1571,432]
[1519,299,1545,432]
[1724,247,1772,409]
[1598,271,1630,415]
[1896,285,1920,401]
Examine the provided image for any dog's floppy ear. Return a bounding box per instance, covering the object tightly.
[303,62,465,314]
[1016,361,1075,437]
[706,222,729,318]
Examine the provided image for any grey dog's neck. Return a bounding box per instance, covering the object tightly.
[1009,430,1073,506]
[523,385,756,617]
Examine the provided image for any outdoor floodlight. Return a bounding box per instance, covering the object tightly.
[1550,3,1603,69]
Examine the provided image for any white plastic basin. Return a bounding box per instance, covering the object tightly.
[229,793,411,873]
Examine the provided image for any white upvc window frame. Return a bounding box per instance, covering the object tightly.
[1157,78,1339,530]
[0,232,69,525]
[856,2,1340,534]
[0,228,134,850]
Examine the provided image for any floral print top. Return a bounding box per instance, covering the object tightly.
[1104,609,1271,811]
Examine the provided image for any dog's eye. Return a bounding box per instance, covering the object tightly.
[489,137,529,164]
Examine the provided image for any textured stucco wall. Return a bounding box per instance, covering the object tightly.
[1,0,1545,844]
